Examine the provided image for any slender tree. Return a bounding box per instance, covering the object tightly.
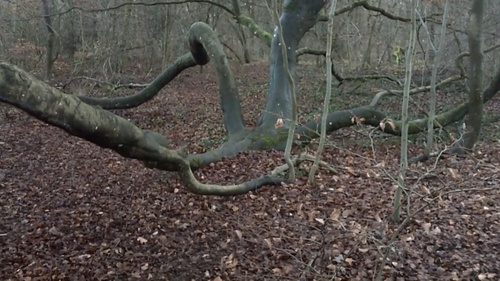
[425,0,449,159]
[41,0,55,80]
[308,0,337,185]
[393,0,417,222]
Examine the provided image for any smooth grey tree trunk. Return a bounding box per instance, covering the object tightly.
[463,0,485,150]
[259,0,326,127]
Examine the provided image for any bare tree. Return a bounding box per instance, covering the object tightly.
[393,0,418,222]
[308,0,337,185]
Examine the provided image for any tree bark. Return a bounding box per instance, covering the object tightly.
[259,0,326,127]
[463,0,485,150]
[231,0,251,63]
[41,0,55,80]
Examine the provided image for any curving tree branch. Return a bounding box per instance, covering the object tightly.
[188,22,245,135]
[80,22,244,136]
[78,53,198,109]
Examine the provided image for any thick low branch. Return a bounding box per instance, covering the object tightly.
[299,66,500,138]
[80,22,245,136]
[78,53,197,109]
[0,63,181,164]
[179,166,284,196]
[0,62,284,195]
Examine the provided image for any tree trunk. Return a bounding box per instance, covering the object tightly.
[259,0,326,127]
[425,0,449,160]
[463,0,484,150]
[41,0,55,80]
[308,1,337,185]
[231,0,251,63]
[393,0,417,223]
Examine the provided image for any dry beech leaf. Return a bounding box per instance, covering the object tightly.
[225,255,238,269]
[264,238,273,249]
[315,218,325,225]
[448,168,459,179]
[330,209,341,221]
[438,198,446,207]
[419,185,431,195]
[431,227,442,235]
[137,237,148,244]
[297,203,304,217]
[450,272,460,280]
[272,268,282,274]
[346,156,354,165]
[346,167,357,176]
[422,223,431,234]
[345,257,355,265]
[213,277,223,281]
[235,230,243,240]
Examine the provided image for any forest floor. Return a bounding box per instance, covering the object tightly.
[1,60,499,281]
